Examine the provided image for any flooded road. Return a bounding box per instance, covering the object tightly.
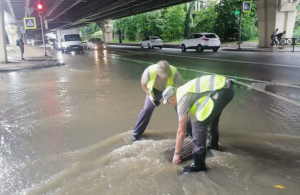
[1,47,300,195]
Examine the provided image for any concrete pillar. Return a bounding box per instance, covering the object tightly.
[101,24,113,43]
[257,0,298,47]
[0,0,7,63]
[6,25,19,46]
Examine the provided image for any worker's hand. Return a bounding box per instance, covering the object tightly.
[148,95,160,107]
[172,154,181,164]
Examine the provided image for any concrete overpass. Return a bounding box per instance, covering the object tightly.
[0,0,299,62]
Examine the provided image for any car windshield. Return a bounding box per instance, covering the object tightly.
[205,34,217,38]
[92,38,102,42]
[150,37,160,40]
[64,34,81,41]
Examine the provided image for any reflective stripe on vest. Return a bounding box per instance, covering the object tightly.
[177,75,226,121]
[146,64,177,97]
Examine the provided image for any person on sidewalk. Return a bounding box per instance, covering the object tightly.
[17,34,25,60]
[132,60,192,141]
[162,75,235,172]
[276,31,286,49]
[270,29,278,47]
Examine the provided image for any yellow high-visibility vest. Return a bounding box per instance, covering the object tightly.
[146,64,177,97]
[176,75,227,121]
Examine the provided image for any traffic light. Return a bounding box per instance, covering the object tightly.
[37,4,43,11]
[235,10,240,15]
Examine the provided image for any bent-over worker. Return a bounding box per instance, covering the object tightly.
[162,75,235,172]
[132,60,192,141]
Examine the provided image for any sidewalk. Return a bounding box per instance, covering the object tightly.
[221,46,300,52]
[0,45,63,72]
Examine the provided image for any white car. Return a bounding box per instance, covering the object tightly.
[141,36,163,49]
[86,38,106,50]
[180,33,220,52]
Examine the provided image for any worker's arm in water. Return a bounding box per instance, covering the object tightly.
[172,113,188,164]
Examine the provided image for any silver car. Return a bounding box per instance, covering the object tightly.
[86,38,106,50]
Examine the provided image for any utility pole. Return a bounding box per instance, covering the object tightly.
[37,2,47,56]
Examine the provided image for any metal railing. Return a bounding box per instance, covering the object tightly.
[279,38,300,52]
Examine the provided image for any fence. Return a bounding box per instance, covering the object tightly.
[280,38,300,52]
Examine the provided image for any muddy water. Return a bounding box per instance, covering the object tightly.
[0,49,300,195]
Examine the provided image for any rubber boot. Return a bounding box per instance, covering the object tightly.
[207,133,219,150]
[182,152,207,173]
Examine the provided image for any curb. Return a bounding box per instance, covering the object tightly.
[0,62,65,73]
[222,48,300,52]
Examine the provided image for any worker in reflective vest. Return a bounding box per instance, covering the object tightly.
[162,75,235,172]
[132,60,192,141]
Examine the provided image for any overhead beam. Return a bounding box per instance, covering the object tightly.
[49,0,82,21]
[45,0,65,17]
[75,0,142,21]
[4,0,17,21]
[88,0,192,22]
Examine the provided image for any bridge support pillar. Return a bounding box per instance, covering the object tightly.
[101,24,113,43]
[257,0,298,48]
[6,25,19,46]
[0,0,7,63]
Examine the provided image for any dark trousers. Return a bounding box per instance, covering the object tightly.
[192,84,235,155]
[133,88,192,137]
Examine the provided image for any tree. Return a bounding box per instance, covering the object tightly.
[184,2,195,38]
[194,5,218,34]
[213,0,258,41]
[162,5,186,41]
[136,10,164,38]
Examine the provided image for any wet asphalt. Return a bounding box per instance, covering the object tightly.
[1,45,300,195]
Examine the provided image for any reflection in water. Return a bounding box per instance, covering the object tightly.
[94,51,99,62]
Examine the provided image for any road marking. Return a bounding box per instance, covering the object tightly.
[107,47,300,68]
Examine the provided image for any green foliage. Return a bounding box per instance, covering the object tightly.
[136,10,164,37]
[184,2,195,38]
[213,0,258,41]
[79,23,101,40]
[95,1,259,42]
[294,25,300,37]
[194,5,218,35]
[162,5,186,41]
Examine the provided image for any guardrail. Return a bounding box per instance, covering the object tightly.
[280,38,300,52]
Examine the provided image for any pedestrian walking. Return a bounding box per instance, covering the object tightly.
[276,31,286,49]
[162,75,235,172]
[132,60,192,141]
[16,34,25,60]
[270,29,278,47]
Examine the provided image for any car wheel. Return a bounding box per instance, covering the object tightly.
[213,48,219,52]
[181,44,186,52]
[141,44,143,49]
[159,46,162,49]
[151,46,154,49]
[197,45,203,52]
[81,50,84,54]
[148,44,151,49]
[61,48,64,53]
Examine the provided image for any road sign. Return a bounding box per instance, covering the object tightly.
[23,17,37,29]
[243,1,251,13]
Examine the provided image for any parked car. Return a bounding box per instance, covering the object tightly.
[141,36,163,49]
[180,33,220,52]
[81,41,87,49]
[86,38,105,50]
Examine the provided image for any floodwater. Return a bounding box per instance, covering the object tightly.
[1,48,300,195]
